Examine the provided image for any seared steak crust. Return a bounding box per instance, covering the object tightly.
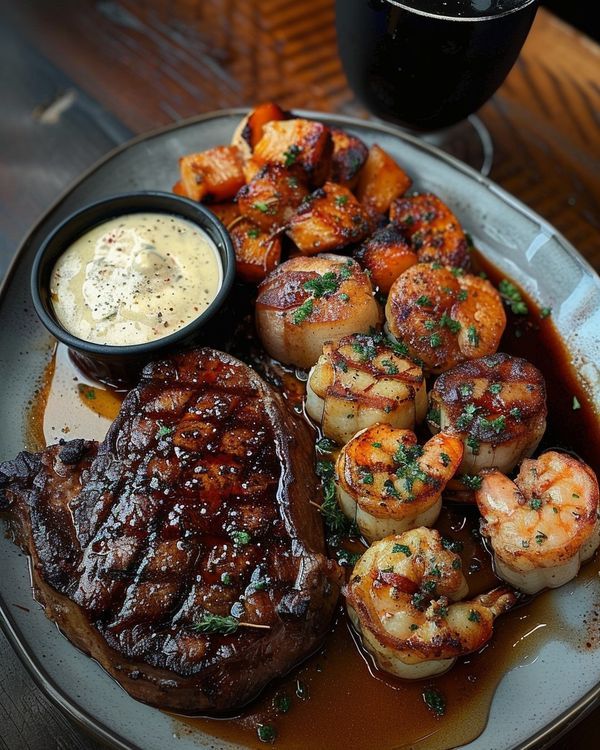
[0,349,341,713]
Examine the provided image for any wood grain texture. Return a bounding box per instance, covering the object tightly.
[0,1,599,749]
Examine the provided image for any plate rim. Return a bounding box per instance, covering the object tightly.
[1,107,599,750]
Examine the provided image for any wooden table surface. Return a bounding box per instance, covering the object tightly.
[0,1,598,748]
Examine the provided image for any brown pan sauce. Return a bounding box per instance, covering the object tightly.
[29,256,600,750]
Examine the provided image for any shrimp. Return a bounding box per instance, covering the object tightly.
[476,451,600,594]
[305,332,427,445]
[429,353,547,475]
[335,424,463,542]
[385,263,506,374]
[345,528,516,678]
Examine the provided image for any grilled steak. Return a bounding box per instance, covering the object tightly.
[0,349,341,713]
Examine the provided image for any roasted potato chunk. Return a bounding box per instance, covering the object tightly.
[354,224,418,293]
[356,144,412,215]
[390,192,470,269]
[205,201,240,228]
[179,145,245,203]
[229,218,281,283]
[233,102,289,156]
[329,127,368,188]
[286,182,370,255]
[236,164,309,231]
[253,119,333,187]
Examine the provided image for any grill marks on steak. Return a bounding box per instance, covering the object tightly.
[0,349,341,713]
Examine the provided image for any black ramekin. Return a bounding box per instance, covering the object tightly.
[31,191,236,387]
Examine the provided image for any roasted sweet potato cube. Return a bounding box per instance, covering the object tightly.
[253,119,333,187]
[236,164,309,231]
[286,182,370,255]
[229,218,281,283]
[390,192,469,269]
[179,145,245,203]
[241,102,288,150]
[172,180,187,197]
[354,224,418,293]
[329,128,368,188]
[206,201,240,228]
[355,144,412,215]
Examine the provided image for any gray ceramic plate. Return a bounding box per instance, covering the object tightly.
[1,110,599,750]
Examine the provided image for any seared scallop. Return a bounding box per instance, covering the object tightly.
[335,424,463,542]
[255,256,381,370]
[385,263,506,373]
[345,528,516,678]
[305,333,426,445]
[476,451,600,594]
[429,353,547,475]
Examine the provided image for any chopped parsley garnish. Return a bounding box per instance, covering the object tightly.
[292,297,314,325]
[231,530,251,546]
[572,396,581,410]
[253,200,272,214]
[427,407,441,426]
[416,295,433,307]
[456,403,479,430]
[409,623,419,631]
[442,537,464,553]
[429,332,442,348]
[498,279,529,315]
[459,383,473,398]
[423,688,446,717]
[529,498,543,510]
[247,227,260,239]
[489,383,502,395]
[440,452,451,466]
[257,723,277,743]
[478,414,506,434]
[220,572,233,586]
[287,176,299,188]
[303,271,339,298]
[392,543,412,556]
[450,267,465,277]
[439,313,461,333]
[274,694,291,714]
[540,306,552,319]
[535,530,548,545]
[381,358,399,375]
[283,144,301,166]
[335,194,349,207]
[316,437,337,453]
[339,292,350,302]
[352,337,377,361]
[360,471,374,485]
[383,479,401,499]
[461,474,482,490]
[336,548,362,567]
[467,325,480,346]
[156,423,173,438]
[372,442,382,449]
[466,436,480,454]
[510,407,522,420]
[468,609,481,623]
[457,289,468,302]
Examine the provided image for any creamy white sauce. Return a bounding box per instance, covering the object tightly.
[50,213,222,345]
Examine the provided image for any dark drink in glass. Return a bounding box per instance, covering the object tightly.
[336,0,539,132]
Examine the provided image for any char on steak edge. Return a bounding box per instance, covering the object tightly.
[0,349,342,714]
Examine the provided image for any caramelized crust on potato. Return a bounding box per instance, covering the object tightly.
[286,182,370,255]
[355,144,412,215]
[178,146,246,203]
[205,201,240,228]
[354,224,418,293]
[329,127,368,188]
[241,102,288,150]
[255,255,382,369]
[253,119,333,187]
[390,193,470,269]
[228,218,281,283]
[236,164,309,231]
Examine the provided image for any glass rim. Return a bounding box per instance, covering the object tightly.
[383,0,538,23]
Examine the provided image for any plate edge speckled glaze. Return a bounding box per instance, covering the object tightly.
[1,108,599,750]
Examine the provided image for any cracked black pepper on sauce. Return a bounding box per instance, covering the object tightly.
[50,213,222,345]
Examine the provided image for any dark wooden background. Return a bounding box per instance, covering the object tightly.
[0,1,599,748]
